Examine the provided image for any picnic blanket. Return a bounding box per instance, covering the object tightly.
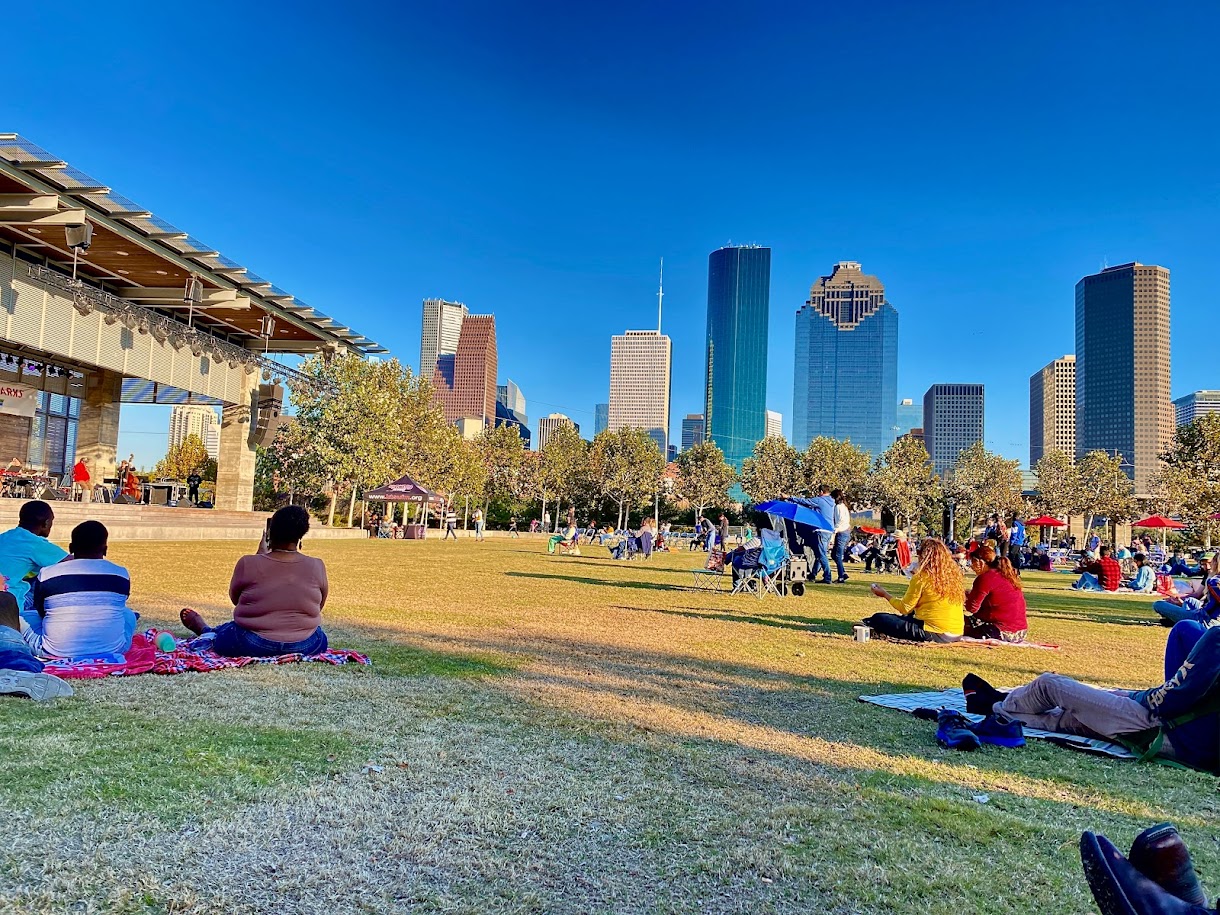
[939,636,1059,650]
[43,629,371,680]
[859,687,1136,759]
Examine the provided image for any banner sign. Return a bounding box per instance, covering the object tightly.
[0,383,38,419]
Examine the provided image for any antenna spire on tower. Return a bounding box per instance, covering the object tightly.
[657,257,664,334]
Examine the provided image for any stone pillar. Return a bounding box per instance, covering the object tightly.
[215,379,258,512]
[76,370,123,488]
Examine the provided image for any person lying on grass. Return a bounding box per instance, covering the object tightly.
[963,617,1220,774]
[863,538,965,642]
[963,543,1028,642]
[180,505,329,658]
[24,520,137,661]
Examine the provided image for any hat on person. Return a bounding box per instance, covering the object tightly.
[1202,552,1216,562]
[894,529,907,540]
[965,541,984,557]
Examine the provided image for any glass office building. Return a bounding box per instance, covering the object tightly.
[705,246,770,472]
[792,262,898,455]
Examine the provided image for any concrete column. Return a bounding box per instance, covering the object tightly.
[76,370,123,488]
[215,379,258,512]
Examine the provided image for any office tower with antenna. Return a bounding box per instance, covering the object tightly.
[607,260,672,454]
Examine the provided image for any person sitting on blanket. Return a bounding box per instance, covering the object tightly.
[1151,553,1219,627]
[863,538,965,643]
[0,592,43,672]
[1071,545,1123,592]
[0,500,68,617]
[179,505,329,658]
[962,617,1220,774]
[1123,553,1157,593]
[962,544,1028,642]
[23,521,137,661]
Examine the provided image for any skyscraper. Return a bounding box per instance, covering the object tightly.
[1029,355,1076,466]
[923,384,984,478]
[766,410,783,439]
[419,298,468,380]
[1075,263,1172,494]
[793,261,898,455]
[1174,391,1220,426]
[433,315,497,427]
[168,404,218,453]
[705,245,770,472]
[609,329,671,454]
[495,380,530,445]
[537,413,578,450]
[680,414,705,451]
[896,399,922,437]
[594,403,609,437]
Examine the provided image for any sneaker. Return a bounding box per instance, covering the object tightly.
[936,710,981,751]
[0,671,74,701]
[836,576,850,584]
[962,673,1008,716]
[968,713,1026,748]
[1127,823,1209,907]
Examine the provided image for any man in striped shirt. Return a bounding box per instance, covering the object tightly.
[24,521,136,660]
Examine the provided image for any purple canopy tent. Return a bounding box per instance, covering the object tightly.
[364,474,446,535]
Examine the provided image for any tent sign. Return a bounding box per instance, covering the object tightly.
[0,383,37,418]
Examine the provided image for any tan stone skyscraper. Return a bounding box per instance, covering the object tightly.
[609,329,672,453]
[1029,355,1076,465]
[1074,263,1172,495]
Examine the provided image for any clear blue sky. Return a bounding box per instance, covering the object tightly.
[6,1,1218,467]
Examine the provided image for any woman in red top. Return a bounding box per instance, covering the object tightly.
[963,544,1028,641]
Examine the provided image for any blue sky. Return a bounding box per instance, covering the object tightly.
[6,1,1218,467]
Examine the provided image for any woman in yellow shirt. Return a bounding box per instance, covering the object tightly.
[863,538,965,642]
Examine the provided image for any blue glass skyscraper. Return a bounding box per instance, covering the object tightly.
[792,261,898,455]
[705,245,770,473]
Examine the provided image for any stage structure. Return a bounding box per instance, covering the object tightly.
[0,134,385,510]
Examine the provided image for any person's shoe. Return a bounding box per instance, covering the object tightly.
[836,576,850,583]
[912,707,941,721]
[962,673,1008,716]
[0,671,73,701]
[1080,831,1211,915]
[967,713,1025,748]
[1128,824,1209,907]
[936,710,981,751]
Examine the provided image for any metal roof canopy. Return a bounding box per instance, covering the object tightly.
[0,133,388,358]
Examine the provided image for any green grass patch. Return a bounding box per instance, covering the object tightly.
[369,642,521,679]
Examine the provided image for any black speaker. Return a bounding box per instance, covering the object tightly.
[37,487,61,500]
[113,494,135,505]
[250,384,284,448]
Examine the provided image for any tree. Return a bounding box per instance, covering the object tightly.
[255,418,325,509]
[588,427,664,529]
[868,437,941,530]
[1153,414,1220,545]
[538,422,589,529]
[1076,450,1136,542]
[944,442,1022,534]
[673,441,736,520]
[739,436,800,504]
[478,424,527,512]
[154,433,216,482]
[1032,449,1083,519]
[799,437,872,497]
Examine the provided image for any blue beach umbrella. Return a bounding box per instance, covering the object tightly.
[754,499,834,532]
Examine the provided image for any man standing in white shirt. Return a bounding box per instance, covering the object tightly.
[830,489,852,584]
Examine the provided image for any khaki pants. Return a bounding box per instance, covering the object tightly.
[999,673,1156,740]
[73,482,91,503]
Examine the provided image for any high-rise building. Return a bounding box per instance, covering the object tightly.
[705,245,770,472]
[666,444,677,463]
[419,298,468,380]
[594,403,609,437]
[433,315,497,427]
[923,384,984,478]
[203,426,220,461]
[537,413,578,450]
[793,261,898,455]
[766,410,783,439]
[896,399,922,438]
[495,380,530,446]
[609,329,671,454]
[680,414,705,451]
[1075,263,1172,494]
[1029,355,1076,466]
[168,404,218,454]
[1173,391,1220,427]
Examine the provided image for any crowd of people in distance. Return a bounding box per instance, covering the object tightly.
[0,501,331,693]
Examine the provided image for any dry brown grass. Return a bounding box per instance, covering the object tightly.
[0,536,1216,914]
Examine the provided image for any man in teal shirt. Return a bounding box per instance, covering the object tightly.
[0,501,68,616]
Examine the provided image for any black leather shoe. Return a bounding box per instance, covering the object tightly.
[1080,832,1214,915]
[1129,824,1209,907]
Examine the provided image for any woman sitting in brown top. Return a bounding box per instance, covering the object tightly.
[180,505,329,657]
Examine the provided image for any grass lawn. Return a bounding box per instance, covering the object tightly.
[1,536,1216,914]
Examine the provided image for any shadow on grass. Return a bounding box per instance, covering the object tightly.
[369,641,521,679]
[504,571,685,592]
[616,604,856,636]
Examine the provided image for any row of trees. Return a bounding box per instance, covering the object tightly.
[257,353,1220,538]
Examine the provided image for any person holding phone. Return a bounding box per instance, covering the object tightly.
[179,505,328,657]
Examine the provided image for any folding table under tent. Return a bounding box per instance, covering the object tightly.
[364,474,447,537]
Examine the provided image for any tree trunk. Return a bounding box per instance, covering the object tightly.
[541,495,547,530]
[326,482,336,526]
[346,484,356,527]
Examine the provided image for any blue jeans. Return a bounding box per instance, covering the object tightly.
[814,529,834,580]
[832,532,850,580]
[1152,597,1210,625]
[1072,572,1103,591]
[207,622,328,658]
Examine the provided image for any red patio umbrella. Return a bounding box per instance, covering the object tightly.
[1133,515,1186,549]
[858,526,885,536]
[1026,515,1066,527]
